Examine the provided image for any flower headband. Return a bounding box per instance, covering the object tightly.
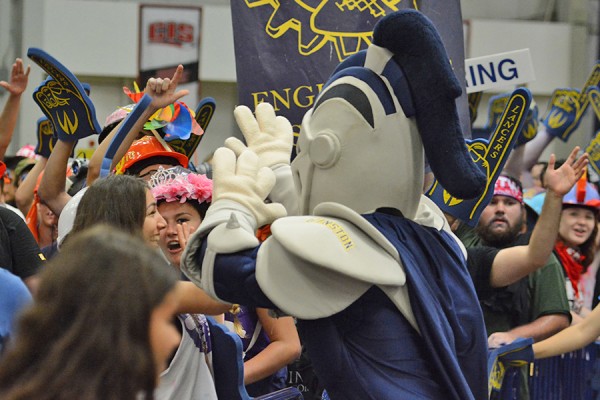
[149,166,212,204]
[123,82,203,142]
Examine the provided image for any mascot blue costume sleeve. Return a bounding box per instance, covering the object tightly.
[182,10,488,400]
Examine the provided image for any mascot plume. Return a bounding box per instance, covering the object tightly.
[182,10,488,400]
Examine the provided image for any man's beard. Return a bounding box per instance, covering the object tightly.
[475,218,523,248]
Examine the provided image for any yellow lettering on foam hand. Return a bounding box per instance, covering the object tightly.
[547,111,567,129]
[555,96,575,113]
[522,123,536,139]
[489,362,505,391]
[501,120,514,130]
[57,110,79,135]
[442,190,463,206]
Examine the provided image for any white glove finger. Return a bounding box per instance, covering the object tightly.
[224,137,248,157]
[234,105,260,142]
[212,147,237,186]
[254,166,277,199]
[274,116,294,144]
[255,102,278,136]
[235,149,260,179]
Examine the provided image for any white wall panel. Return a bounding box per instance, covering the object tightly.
[466,19,572,94]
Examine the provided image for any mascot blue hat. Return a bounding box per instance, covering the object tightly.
[372,10,485,199]
[292,10,485,218]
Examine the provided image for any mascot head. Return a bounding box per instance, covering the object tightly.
[291,10,485,218]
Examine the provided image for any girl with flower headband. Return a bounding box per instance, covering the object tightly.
[150,166,212,268]
[150,166,301,397]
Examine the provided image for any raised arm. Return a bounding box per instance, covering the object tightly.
[88,65,189,182]
[0,59,30,159]
[521,124,554,184]
[489,147,588,287]
[243,308,301,385]
[14,157,46,216]
[174,281,231,315]
[37,140,76,216]
[533,303,600,359]
[86,120,123,185]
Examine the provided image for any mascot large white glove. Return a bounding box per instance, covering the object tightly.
[210,147,286,228]
[197,147,287,240]
[226,102,299,215]
[180,147,287,297]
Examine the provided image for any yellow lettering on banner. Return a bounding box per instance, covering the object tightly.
[307,218,355,250]
[271,88,292,110]
[251,83,325,111]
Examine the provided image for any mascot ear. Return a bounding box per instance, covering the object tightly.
[373,10,485,200]
[309,132,341,169]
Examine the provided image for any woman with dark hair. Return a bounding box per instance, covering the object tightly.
[0,225,181,400]
[71,174,164,247]
[63,173,228,315]
[554,178,600,324]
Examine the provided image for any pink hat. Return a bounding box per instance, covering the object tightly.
[493,175,523,204]
[16,144,37,159]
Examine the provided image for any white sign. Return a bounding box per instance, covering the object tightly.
[465,49,535,93]
[139,5,202,107]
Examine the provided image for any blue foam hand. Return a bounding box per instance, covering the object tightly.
[487,338,534,397]
[542,88,586,142]
[542,61,600,142]
[586,132,600,178]
[515,100,539,147]
[426,88,532,226]
[483,93,510,139]
[35,116,56,158]
[468,92,483,126]
[587,85,600,122]
[586,88,600,177]
[28,48,101,142]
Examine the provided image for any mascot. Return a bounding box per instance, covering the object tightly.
[182,10,488,400]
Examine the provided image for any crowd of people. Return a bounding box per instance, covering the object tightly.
[0,11,600,399]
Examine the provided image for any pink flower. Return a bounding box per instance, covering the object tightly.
[151,169,213,205]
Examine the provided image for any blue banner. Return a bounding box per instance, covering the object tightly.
[231,1,469,155]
